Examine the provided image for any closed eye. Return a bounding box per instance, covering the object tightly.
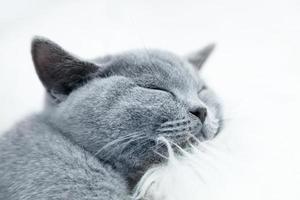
[148,86,165,90]
[139,84,173,95]
[198,85,207,93]
[147,86,170,93]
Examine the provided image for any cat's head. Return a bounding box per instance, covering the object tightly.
[32,36,222,186]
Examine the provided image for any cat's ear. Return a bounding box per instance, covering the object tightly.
[31,36,99,101]
[186,43,215,70]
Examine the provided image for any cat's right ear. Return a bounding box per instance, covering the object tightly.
[186,43,215,70]
[31,36,99,102]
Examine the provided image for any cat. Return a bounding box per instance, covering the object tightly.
[0,36,222,199]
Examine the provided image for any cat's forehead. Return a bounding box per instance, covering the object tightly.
[96,49,202,91]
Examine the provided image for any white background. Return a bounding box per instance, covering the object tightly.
[0,0,299,199]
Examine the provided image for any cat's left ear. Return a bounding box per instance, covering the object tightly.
[186,43,215,70]
[31,36,100,102]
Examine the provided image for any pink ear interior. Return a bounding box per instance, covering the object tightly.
[31,37,99,98]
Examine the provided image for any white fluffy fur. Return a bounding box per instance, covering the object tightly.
[132,137,249,200]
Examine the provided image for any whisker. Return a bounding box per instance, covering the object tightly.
[118,135,148,153]
[153,150,169,159]
[159,118,190,128]
[156,126,191,134]
[93,132,144,157]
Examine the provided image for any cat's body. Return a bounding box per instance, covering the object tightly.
[0,37,222,199]
[0,114,129,200]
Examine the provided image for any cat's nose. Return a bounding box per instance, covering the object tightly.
[190,107,207,123]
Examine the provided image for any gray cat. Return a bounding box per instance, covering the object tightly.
[0,37,222,199]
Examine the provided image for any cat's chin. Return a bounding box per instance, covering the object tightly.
[125,155,165,190]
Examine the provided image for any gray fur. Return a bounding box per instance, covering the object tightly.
[0,37,222,199]
[0,115,129,200]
